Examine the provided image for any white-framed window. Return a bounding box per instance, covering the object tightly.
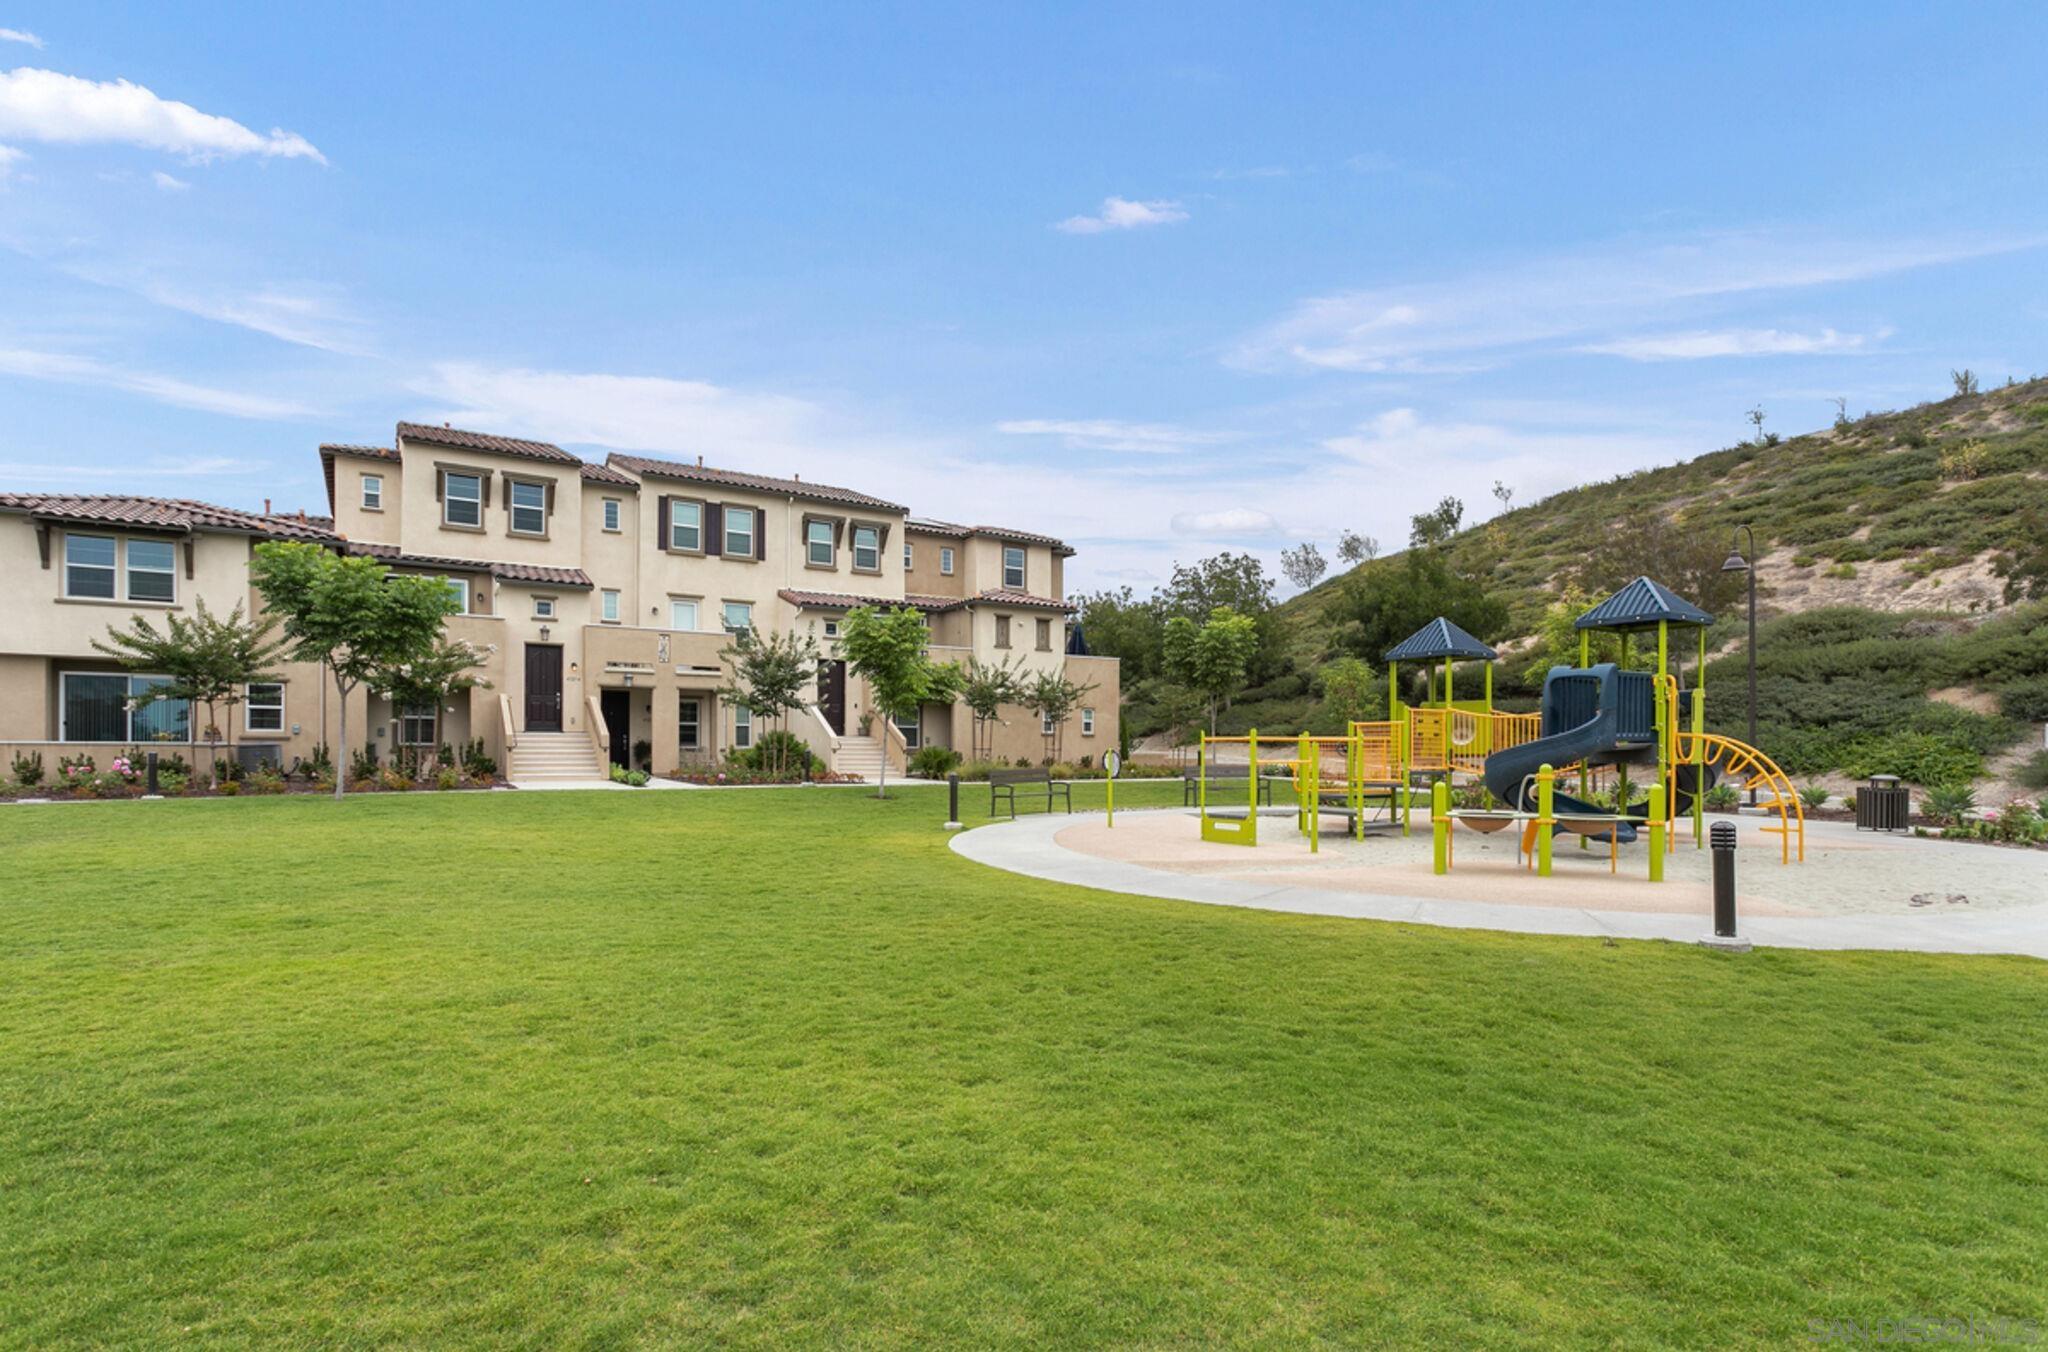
[721,601,753,634]
[669,598,700,631]
[600,589,621,623]
[724,505,756,557]
[1041,710,1055,736]
[733,704,752,749]
[1081,707,1096,736]
[1003,545,1026,590]
[246,682,285,733]
[894,711,920,749]
[602,498,622,532]
[533,596,557,620]
[64,533,117,599]
[1036,617,1052,651]
[903,541,914,570]
[444,577,470,614]
[852,524,880,573]
[126,539,177,603]
[361,474,383,511]
[678,696,701,749]
[669,499,702,551]
[940,546,955,576]
[994,615,1011,649]
[60,672,190,742]
[509,480,547,535]
[398,703,437,746]
[806,519,834,567]
[443,471,483,527]
[822,618,840,638]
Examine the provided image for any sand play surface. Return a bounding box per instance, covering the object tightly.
[1056,809,2048,918]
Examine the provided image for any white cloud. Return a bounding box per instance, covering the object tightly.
[1231,230,2043,373]
[0,142,20,177]
[1209,165,1292,181]
[0,347,315,419]
[1171,507,1280,537]
[418,362,823,457]
[1055,196,1188,235]
[995,417,1231,454]
[0,28,42,48]
[150,169,189,191]
[0,67,324,163]
[1582,326,1877,361]
[0,454,257,485]
[1345,151,1397,173]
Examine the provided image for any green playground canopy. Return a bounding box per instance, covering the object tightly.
[1574,576,1714,633]
[1384,616,1498,663]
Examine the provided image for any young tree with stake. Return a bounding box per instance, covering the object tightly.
[839,605,960,798]
[718,628,820,778]
[92,599,290,788]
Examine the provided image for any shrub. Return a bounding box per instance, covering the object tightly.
[909,744,962,779]
[2018,749,2048,792]
[158,770,189,796]
[460,738,496,779]
[10,750,43,787]
[737,730,814,777]
[377,767,412,792]
[1840,732,1981,786]
[1798,785,1830,810]
[1999,675,2048,724]
[217,779,242,797]
[1987,798,2045,844]
[246,767,287,795]
[435,766,461,791]
[305,742,334,780]
[625,769,650,787]
[1703,783,1740,812]
[58,753,97,783]
[1921,782,1976,826]
[609,763,631,784]
[350,743,379,783]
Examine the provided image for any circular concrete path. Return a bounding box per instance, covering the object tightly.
[950,809,2048,958]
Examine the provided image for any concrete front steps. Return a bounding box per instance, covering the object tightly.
[832,734,885,782]
[508,731,608,784]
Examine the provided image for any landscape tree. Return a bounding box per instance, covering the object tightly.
[718,627,821,777]
[1162,606,1260,733]
[250,542,460,799]
[958,655,1027,762]
[1333,548,1508,671]
[1314,655,1384,731]
[1408,496,1465,549]
[1280,541,1327,592]
[372,636,493,773]
[1335,531,1379,566]
[839,604,959,797]
[91,598,290,788]
[1072,586,1165,683]
[1746,404,1769,446]
[1020,670,1097,764]
[1159,552,1279,683]
[1566,503,1745,621]
[1953,368,1980,397]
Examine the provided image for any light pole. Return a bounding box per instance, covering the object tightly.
[1721,526,1758,806]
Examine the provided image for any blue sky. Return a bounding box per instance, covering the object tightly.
[3,2,2045,593]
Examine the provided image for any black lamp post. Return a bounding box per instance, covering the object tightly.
[1721,525,1758,806]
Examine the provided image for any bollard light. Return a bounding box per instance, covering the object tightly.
[944,772,963,832]
[1701,820,1750,951]
[145,751,161,799]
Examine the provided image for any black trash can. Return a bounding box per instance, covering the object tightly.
[1856,774,1908,832]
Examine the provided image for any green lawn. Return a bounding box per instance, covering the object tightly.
[4,785,2046,1347]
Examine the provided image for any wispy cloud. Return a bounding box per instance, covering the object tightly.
[0,27,42,48]
[35,251,369,351]
[1208,165,1293,181]
[0,142,21,178]
[0,454,258,486]
[0,347,316,419]
[1055,196,1188,235]
[1583,326,1881,361]
[995,417,1232,454]
[1170,507,1280,537]
[150,169,188,192]
[1344,151,1397,173]
[1231,230,2044,373]
[0,67,324,163]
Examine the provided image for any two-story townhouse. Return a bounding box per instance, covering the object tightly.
[0,494,341,774]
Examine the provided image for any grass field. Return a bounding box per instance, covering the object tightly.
[4,784,2046,1346]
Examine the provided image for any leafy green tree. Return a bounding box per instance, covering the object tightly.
[1072,586,1165,682]
[92,598,290,788]
[1333,549,1509,669]
[1565,502,1744,620]
[250,542,459,799]
[1281,541,1327,591]
[1336,531,1378,566]
[959,655,1028,762]
[1162,606,1260,733]
[1159,553,1274,623]
[1020,670,1097,763]
[719,628,820,777]
[373,637,493,773]
[840,605,958,797]
[1408,496,1465,548]
[1314,655,1385,731]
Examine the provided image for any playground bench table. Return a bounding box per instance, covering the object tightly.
[1444,809,1628,873]
[1181,765,1279,807]
[989,767,1073,819]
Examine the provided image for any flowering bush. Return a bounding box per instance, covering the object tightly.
[58,753,97,782]
[1987,799,2045,845]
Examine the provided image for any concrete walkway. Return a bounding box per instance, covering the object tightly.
[951,810,2048,958]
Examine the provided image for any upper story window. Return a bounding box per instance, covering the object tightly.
[246,682,285,733]
[533,596,557,621]
[903,541,914,570]
[509,480,547,536]
[852,524,881,573]
[126,539,176,603]
[1082,708,1096,736]
[600,589,621,623]
[63,533,117,599]
[361,474,383,511]
[940,546,955,576]
[669,499,702,552]
[721,600,753,634]
[670,598,700,631]
[443,471,483,528]
[724,505,756,558]
[602,498,622,533]
[440,577,470,614]
[1003,546,1026,590]
[806,519,834,567]
[1036,617,1052,651]
[994,615,1011,649]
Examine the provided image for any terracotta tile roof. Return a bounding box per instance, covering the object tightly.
[905,516,1073,555]
[608,453,904,513]
[778,588,959,614]
[319,442,401,462]
[0,492,341,542]
[396,421,581,465]
[492,561,593,588]
[579,461,639,486]
[969,587,1075,613]
[347,541,592,589]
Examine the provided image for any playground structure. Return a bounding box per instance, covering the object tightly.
[1191,576,1806,878]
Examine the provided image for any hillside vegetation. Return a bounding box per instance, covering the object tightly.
[1102,377,2048,792]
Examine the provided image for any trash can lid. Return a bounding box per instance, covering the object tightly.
[1869,774,1902,786]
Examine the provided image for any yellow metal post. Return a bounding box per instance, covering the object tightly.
[1432,780,1450,874]
[1648,782,1666,882]
[1536,763,1555,877]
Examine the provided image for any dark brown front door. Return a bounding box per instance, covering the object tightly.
[600,688,631,768]
[525,644,563,732]
[818,659,846,736]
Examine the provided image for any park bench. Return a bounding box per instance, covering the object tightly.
[989,767,1073,819]
[1181,763,1277,808]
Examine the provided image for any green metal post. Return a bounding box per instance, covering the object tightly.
[1432,779,1450,874]
[1197,733,1207,824]
[1246,730,1258,846]
[1695,628,1707,847]
[1301,732,1318,853]
[1536,763,1554,878]
[1648,782,1666,881]
[1442,655,1453,707]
